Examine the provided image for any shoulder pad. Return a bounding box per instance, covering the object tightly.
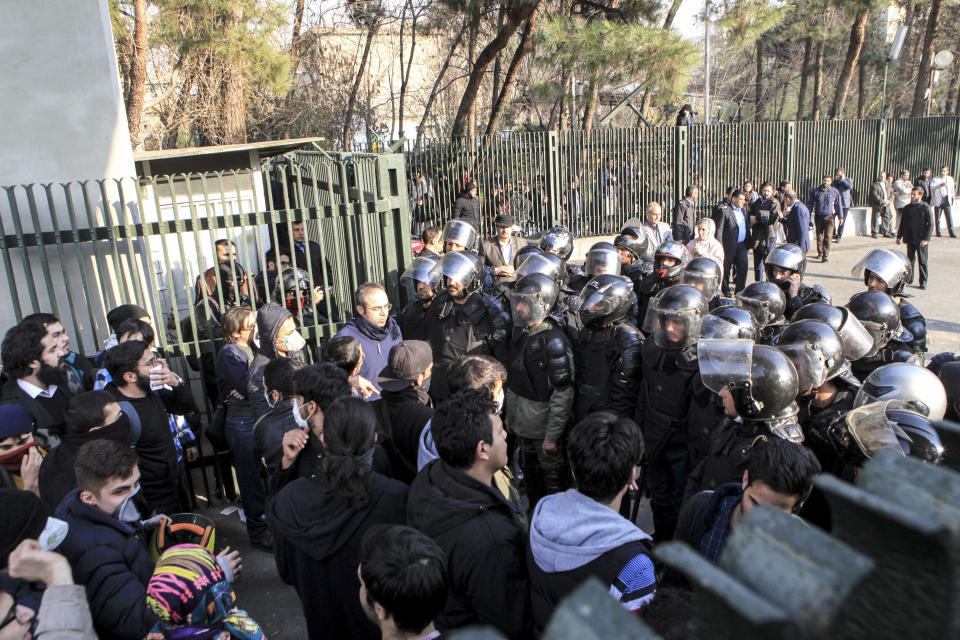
[613,323,643,349]
[809,284,832,305]
[899,302,924,322]
[544,332,574,388]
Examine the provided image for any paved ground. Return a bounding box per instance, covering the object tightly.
[201,230,959,638]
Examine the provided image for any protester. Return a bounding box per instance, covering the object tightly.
[0,405,42,493]
[358,524,449,640]
[418,225,443,259]
[247,304,305,420]
[21,312,95,394]
[672,185,699,245]
[780,190,810,254]
[253,357,302,479]
[808,174,842,262]
[833,168,853,241]
[452,181,481,231]
[271,397,408,640]
[869,171,893,238]
[930,166,956,237]
[376,341,434,484]
[334,282,403,396]
[407,389,531,639]
[685,217,724,270]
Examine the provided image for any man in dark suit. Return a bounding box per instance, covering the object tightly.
[869,171,892,239]
[896,186,933,289]
[750,182,781,282]
[781,190,810,255]
[914,167,934,204]
[714,189,751,296]
[480,214,527,285]
[671,185,699,245]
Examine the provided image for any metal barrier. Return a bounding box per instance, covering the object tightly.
[399,116,960,236]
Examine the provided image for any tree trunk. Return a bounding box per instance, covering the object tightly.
[417,21,469,147]
[638,0,684,116]
[450,3,537,137]
[398,1,418,141]
[220,5,247,144]
[896,2,920,116]
[911,0,944,117]
[291,0,305,74]
[797,37,811,120]
[755,39,763,120]
[857,62,866,118]
[117,30,133,109]
[165,54,199,149]
[811,41,824,120]
[581,79,601,130]
[125,0,148,148]
[467,7,479,139]
[776,81,788,120]
[491,4,506,114]
[342,21,379,148]
[486,7,539,138]
[830,5,869,120]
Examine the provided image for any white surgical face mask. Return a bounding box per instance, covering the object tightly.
[283,331,307,353]
[292,399,311,430]
[38,517,69,551]
[264,389,276,409]
[113,484,142,524]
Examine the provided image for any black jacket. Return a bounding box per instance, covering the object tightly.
[105,381,196,512]
[377,385,433,484]
[749,197,781,252]
[671,198,698,245]
[55,489,158,640]
[673,483,743,560]
[896,201,933,245]
[453,191,481,231]
[271,473,408,640]
[869,180,889,208]
[398,299,431,341]
[253,397,300,480]
[38,419,132,509]
[407,460,532,639]
[712,200,751,257]
[0,379,72,448]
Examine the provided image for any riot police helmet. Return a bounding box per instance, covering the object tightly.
[442,219,478,251]
[699,339,800,421]
[933,359,960,421]
[576,274,634,329]
[539,226,574,260]
[438,250,483,294]
[854,362,947,421]
[776,320,846,394]
[793,302,874,361]
[736,281,787,328]
[584,242,622,277]
[764,243,807,289]
[700,305,757,340]
[681,257,723,300]
[846,291,903,356]
[507,273,560,329]
[515,244,542,265]
[852,248,913,295]
[845,400,943,464]
[653,241,689,284]
[516,251,564,287]
[400,256,443,290]
[649,284,707,350]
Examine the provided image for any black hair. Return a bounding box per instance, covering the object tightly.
[323,336,362,374]
[21,312,59,328]
[116,318,155,345]
[567,412,644,503]
[421,226,442,245]
[75,439,138,496]
[263,358,300,398]
[759,181,774,190]
[730,189,744,199]
[446,355,506,395]
[355,282,387,308]
[642,588,696,640]
[221,307,254,344]
[296,363,351,412]
[359,524,448,635]
[911,186,924,194]
[103,340,149,386]
[684,185,698,197]
[1,322,49,380]
[64,391,115,436]
[432,389,496,469]
[319,396,376,509]
[779,180,790,189]
[106,304,150,334]
[747,437,820,500]
[724,185,736,197]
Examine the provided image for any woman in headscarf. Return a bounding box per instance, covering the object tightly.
[145,544,264,640]
[686,217,725,270]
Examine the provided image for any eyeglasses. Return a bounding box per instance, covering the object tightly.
[367,304,392,313]
[138,355,158,369]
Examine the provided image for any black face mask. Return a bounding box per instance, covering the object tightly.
[98,412,132,444]
[36,362,66,388]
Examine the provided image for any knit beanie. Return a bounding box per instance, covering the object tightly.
[0,489,50,569]
[0,404,35,440]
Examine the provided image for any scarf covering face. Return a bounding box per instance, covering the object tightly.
[352,313,401,342]
[146,544,265,640]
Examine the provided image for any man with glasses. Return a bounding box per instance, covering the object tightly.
[333,282,403,398]
[102,340,198,515]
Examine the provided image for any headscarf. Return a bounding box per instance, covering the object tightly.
[146,544,264,640]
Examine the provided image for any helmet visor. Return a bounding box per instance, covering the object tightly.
[516,254,561,282]
[697,338,754,394]
[584,250,621,277]
[401,258,443,290]
[577,287,616,327]
[837,308,874,361]
[846,401,909,460]
[442,220,477,249]
[701,314,749,340]
[507,289,551,329]
[439,253,478,288]
[681,270,720,300]
[737,293,773,328]
[779,345,830,393]
[653,308,704,349]
[851,250,909,291]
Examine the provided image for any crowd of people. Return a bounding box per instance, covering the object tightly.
[1,163,958,640]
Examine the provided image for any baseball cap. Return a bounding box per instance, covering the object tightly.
[377,341,433,392]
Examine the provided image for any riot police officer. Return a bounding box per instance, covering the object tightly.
[846,291,920,381]
[572,274,643,421]
[852,248,928,356]
[636,240,690,327]
[853,362,947,421]
[424,251,511,401]
[764,243,830,319]
[792,302,875,364]
[636,284,716,541]
[398,256,442,341]
[681,257,728,311]
[736,281,788,345]
[441,219,477,253]
[540,225,578,281]
[568,241,622,294]
[687,340,807,497]
[503,273,576,511]
[700,305,757,340]
[614,228,652,296]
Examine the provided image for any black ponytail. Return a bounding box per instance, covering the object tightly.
[320,396,377,509]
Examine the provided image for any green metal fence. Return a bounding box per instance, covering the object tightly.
[401,116,960,233]
[0,151,412,411]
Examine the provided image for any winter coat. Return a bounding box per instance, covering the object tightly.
[407,460,532,639]
[453,191,481,230]
[55,489,157,640]
[333,316,404,395]
[246,304,301,420]
[271,472,408,640]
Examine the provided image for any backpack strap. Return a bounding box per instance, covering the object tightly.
[116,400,142,446]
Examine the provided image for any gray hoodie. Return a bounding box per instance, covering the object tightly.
[247,304,300,420]
[529,489,651,573]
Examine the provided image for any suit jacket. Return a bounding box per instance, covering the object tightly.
[869,181,889,208]
[713,202,751,257]
[834,177,854,208]
[930,176,956,208]
[897,202,933,245]
[782,201,811,254]
[749,197,781,252]
[671,198,698,245]
[480,235,527,284]
[914,176,933,203]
